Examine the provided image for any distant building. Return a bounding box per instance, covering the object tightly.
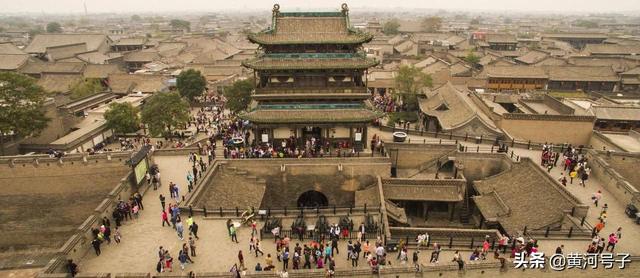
[540,33,608,49]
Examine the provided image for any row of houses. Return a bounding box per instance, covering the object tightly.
[0,32,255,155]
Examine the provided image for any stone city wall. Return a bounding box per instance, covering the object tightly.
[588,131,626,152]
[499,113,595,146]
[585,150,640,207]
[385,142,458,169]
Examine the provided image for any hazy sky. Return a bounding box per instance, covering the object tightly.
[1,0,638,14]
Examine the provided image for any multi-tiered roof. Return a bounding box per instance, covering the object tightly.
[247,4,373,45]
[240,4,382,125]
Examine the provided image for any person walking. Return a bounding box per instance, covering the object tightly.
[230,225,239,243]
[178,250,188,270]
[282,248,290,271]
[593,190,602,207]
[190,221,199,239]
[238,251,246,270]
[159,194,166,211]
[350,248,358,267]
[162,210,171,227]
[67,259,78,277]
[255,239,265,256]
[134,192,144,210]
[91,238,101,256]
[114,227,122,244]
[176,218,184,240]
[606,233,618,252]
[189,237,196,257]
[596,238,606,254]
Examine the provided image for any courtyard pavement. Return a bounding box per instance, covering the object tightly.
[77,128,640,275]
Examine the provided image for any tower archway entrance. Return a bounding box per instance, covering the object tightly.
[297,190,328,208]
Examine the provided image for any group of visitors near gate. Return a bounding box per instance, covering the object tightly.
[543,143,591,187]
[227,220,404,276]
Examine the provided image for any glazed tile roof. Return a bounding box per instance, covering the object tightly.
[249,13,372,45]
[545,66,619,82]
[0,43,26,55]
[383,184,463,202]
[483,65,548,79]
[583,44,640,55]
[242,54,378,70]
[239,108,382,124]
[84,64,124,79]
[472,159,580,233]
[418,82,500,132]
[20,62,86,75]
[37,74,82,93]
[24,34,109,54]
[0,54,29,70]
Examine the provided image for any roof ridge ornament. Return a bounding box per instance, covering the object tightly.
[273,4,280,16]
[341,3,349,15]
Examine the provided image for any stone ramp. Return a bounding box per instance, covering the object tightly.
[197,166,266,209]
[386,200,409,225]
[0,250,57,270]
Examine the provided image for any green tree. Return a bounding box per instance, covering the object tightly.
[382,19,400,35]
[223,78,254,113]
[141,92,190,136]
[421,16,442,32]
[0,72,50,155]
[69,79,102,100]
[46,22,62,33]
[131,14,142,21]
[170,19,191,32]
[394,65,432,111]
[28,25,44,38]
[177,69,207,101]
[465,52,480,66]
[470,18,481,25]
[575,20,598,28]
[104,102,140,134]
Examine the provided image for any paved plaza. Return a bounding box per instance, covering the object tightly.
[72,128,640,276]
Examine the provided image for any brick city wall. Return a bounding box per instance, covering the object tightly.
[498,114,595,146]
[385,142,458,169]
[585,150,640,207]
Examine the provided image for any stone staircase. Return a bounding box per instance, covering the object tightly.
[198,165,266,208]
[386,200,409,226]
[406,150,458,178]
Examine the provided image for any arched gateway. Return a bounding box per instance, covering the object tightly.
[297,190,329,208]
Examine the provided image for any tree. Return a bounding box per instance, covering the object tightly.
[470,18,481,25]
[69,79,102,100]
[394,65,432,111]
[28,26,44,38]
[464,52,480,66]
[575,20,598,28]
[504,18,513,24]
[382,19,400,35]
[177,69,206,101]
[104,102,140,134]
[170,19,191,32]
[223,78,254,113]
[421,16,442,32]
[46,22,62,33]
[141,92,190,137]
[0,72,50,155]
[131,14,142,22]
